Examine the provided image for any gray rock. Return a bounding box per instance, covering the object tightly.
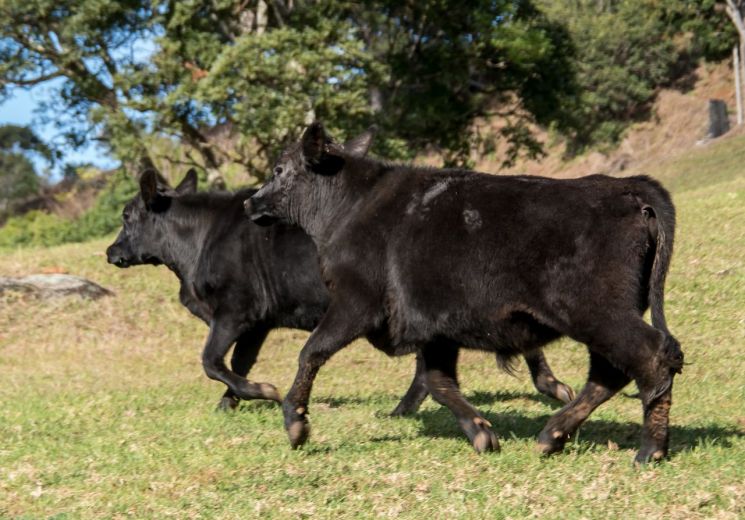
[0,274,113,300]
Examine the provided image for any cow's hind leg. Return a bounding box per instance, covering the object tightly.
[636,386,673,464]
[539,318,679,463]
[202,317,280,406]
[634,332,681,464]
[524,350,575,404]
[217,325,271,411]
[390,351,430,416]
[537,351,630,455]
[422,341,499,454]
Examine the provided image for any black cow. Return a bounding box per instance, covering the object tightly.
[248,122,683,464]
[105,169,572,414]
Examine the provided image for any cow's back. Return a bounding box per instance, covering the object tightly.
[332,169,660,349]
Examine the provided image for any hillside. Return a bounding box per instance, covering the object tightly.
[478,61,742,180]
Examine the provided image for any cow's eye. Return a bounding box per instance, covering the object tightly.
[123,212,130,222]
[274,166,283,176]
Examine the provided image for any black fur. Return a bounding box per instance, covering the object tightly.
[106,168,572,414]
[248,123,682,463]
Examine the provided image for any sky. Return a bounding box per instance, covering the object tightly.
[0,78,119,180]
[0,34,160,180]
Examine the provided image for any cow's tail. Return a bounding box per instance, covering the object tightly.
[639,179,684,380]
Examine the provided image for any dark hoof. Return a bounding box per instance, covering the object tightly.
[555,383,575,404]
[463,417,500,454]
[260,383,282,403]
[537,428,569,456]
[634,447,667,466]
[216,395,240,412]
[236,381,282,402]
[389,402,419,417]
[389,389,428,417]
[472,429,500,454]
[287,419,310,449]
[283,401,310,449]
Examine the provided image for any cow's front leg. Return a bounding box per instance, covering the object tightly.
[202,317,280,405]
[217,325,272,411]
[390,351,429,416]
[283,303,365,448]
[423,341,499,453]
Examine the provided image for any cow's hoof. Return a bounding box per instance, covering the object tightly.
[554,383,575,404]
[236,381,281,402]
[537,428,568,456]
[472,428,500,454]
[633,447,667,466]
[283,402,310,449]
[463,417,500,454]
[260,383,282,403]
[287,419,310,449]
[389,402,419,417]
[216,395,240,412]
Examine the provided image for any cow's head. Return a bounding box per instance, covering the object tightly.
[247,122,375,226]
[106,169,198,268]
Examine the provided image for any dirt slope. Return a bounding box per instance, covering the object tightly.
[475,61,743,179]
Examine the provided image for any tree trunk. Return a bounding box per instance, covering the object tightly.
[734,46,742,125]
[725,1,745,126]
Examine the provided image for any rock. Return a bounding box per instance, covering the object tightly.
[0,274,113,300]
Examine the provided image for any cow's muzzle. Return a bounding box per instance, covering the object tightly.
[106,243,132,268]
[245,196,279,226]
[106,241,136,267]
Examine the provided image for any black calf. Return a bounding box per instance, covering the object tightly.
[249,122,682,463]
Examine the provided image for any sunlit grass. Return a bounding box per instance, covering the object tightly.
[1,138,744,518]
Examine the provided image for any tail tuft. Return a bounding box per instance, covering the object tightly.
[662,334,684,374]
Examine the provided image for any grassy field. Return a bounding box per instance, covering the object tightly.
[1,136,744,519]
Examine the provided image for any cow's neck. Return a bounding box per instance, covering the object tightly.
[291,165,375,246]
[158,204,215,282]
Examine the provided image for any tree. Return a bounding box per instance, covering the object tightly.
[1,1,724,180]
[0,1,582,181]
[724,1,745,124]
[0,125,52,214]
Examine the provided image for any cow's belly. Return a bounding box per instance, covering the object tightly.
[384,295,562,355]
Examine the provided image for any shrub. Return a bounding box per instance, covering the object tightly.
[0,171,137,249]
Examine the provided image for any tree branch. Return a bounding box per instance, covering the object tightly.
[0,71,63,87]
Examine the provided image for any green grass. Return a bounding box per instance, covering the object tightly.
[1,135,744,519]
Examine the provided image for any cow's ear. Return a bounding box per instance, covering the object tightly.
[302,122,329,163]
[140,169,170,211]
[339,126,377,157]
[175,168,198,195]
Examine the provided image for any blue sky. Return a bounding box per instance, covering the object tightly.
[0,80,118,180]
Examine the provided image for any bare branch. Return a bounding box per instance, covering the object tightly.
[0,70,63,86]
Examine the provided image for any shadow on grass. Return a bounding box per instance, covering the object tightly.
[312,388,582,411]
[413,405,744,454]
[237,388,743,457]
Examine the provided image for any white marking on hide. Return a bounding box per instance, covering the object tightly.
[463,208,482,231]
[422,179,452,206]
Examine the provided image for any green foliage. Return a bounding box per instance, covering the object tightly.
[535,0,676,148]
[0,0,737,174]
[0,171,136,249]
[661,0,737,61]
[0,152,39,209]
[0,0,581,175]
[0,125,52,214]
